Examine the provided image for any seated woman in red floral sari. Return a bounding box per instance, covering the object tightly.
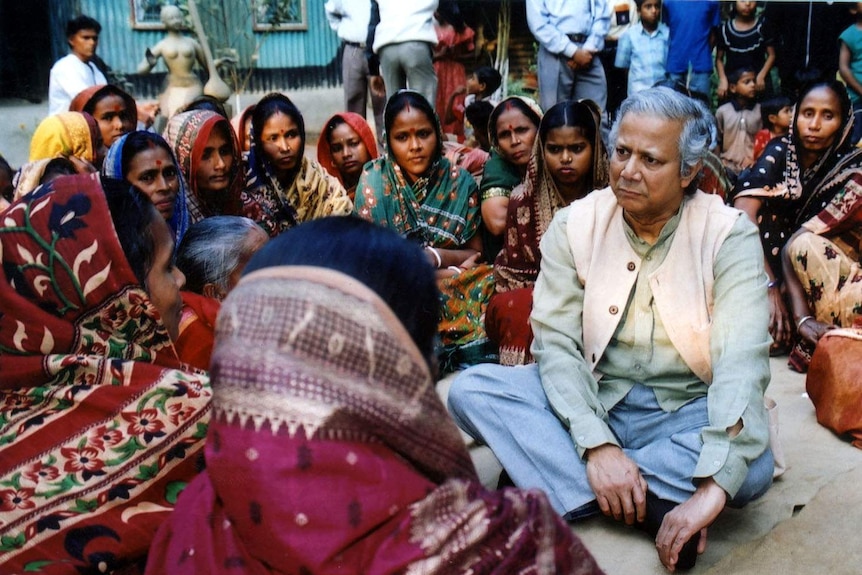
[145,216,602,575]
[0,174,211,573]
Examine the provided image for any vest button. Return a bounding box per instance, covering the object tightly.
[627,262,636,271]
[609,305,619,315]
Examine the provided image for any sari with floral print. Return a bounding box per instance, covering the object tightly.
[354,137,496,371]
[731,96,862,280]
[0,174,211,574]
[145,265,601,575]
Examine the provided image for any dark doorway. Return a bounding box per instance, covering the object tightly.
[0,0,54,101]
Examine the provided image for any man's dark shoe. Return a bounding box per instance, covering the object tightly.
[635,492,700,571]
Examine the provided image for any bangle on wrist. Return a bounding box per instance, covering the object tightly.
[796,315,815,330]
[767,278,781,289]
[426,246,442,268]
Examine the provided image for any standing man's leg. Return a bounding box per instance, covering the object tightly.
[447,363,597,516]
[571,58,608,117]
[379,44,407,102]
[343,43,369,116]
[537,45,569,112]
[402,41,438,109]
[369,68,386,146]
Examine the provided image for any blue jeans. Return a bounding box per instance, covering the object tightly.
[447,363,773,516]
[668,71,712,99]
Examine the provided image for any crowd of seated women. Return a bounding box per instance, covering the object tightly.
[0,70,860,572]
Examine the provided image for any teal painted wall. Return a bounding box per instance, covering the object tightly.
[79,0,340,94]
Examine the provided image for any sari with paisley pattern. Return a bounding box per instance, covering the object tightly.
[0,174,211,574]
[145,265,601,575]
[164,110,244,224]
[488,101,609,366]
[240,95,352,238]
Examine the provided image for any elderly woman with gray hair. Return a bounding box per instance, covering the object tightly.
[448,87,774,572]
[174,216,268,370]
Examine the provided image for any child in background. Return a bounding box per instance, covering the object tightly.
[465,100,494,151]
[445,66,502,144]
[716,1,776,99]
[715,67,762,180]
[615,0,669,97]
[753,95,792,160]
[839,2,862,146]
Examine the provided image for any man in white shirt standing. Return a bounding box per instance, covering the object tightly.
[367,0,438,109]
[325,0,385,143]
[48,15,107,116]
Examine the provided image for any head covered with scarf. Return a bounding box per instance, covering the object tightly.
[495,98,609,294]
[29,111,103,166]
[731,79,862,277]
[164,109,244,223]
[69,84,138,148]
[145,216,599,575]
[0,174,210,573]
[355,90,478,246]
[241,93,352,237]
[102,130,190,244]
[316,111,379,189]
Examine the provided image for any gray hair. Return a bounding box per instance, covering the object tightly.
[176,216,262,294]
[609,87,712,192]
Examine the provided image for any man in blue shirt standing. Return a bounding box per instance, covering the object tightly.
[527,0,612,114]
[662,0,719,97]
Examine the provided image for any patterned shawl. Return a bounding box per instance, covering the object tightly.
[28,111,100,164]
[732,94,861,212]
[230,104,255,154]
[102,132,190,244]
[240,118,352,238]
[164,110,244,223]
[316,111,380,193]
[145,266,600,575]
[0,174,211,573]
[495,102,609,293]
[69,84,138,127]
[731,96,862,276]
[353,97,480,247]
[11,159,54,202]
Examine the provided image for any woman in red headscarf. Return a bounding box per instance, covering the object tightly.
[317,112,379,201]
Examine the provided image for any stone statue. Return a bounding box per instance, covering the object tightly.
[138,3,233,122]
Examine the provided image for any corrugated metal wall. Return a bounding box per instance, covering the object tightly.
[79,0,340,97]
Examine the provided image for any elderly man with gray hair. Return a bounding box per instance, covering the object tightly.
[448,87,774,572]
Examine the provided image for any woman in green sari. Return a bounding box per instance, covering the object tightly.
[355,90,495,371]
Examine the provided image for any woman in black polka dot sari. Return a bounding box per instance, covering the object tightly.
[730,79,862,350]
